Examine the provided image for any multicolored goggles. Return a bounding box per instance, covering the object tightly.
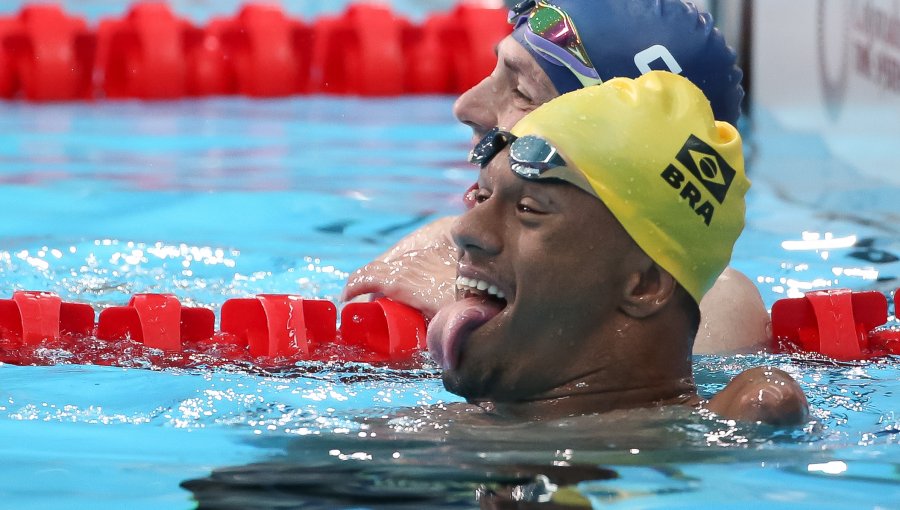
[468,127,597,197]
[508,0,602,88]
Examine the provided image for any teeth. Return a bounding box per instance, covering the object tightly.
[455,276,506,300]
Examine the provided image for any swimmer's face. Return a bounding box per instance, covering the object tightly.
[431,148,647,402]
[453,36,559,146]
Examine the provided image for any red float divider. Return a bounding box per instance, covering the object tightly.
[220,4,312,97]
[97,293,215,351]
[185,17,238,96]
[310,4,412,96]
[221,294,306,357]
[0,2,511,101]
[771,289,900,360]
[96,3,200,100]
[0,291,94,345]
[0,291,426,367]
[220,295,338,357]
[0,16,19,98]
[3,5,95,101]
[340,297,427,360]
[408,5,511,94]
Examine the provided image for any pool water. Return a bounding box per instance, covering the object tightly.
[0,97,898,509]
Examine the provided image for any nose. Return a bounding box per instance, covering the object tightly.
[452,198,503,258]
[453,76,498,143]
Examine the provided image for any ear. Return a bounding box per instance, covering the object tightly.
[620,262,678,319]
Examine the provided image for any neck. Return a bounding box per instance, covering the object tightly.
[474,375,699,421]
[478,313,698,421]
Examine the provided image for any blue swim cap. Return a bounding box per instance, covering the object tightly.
[511,0,744,125]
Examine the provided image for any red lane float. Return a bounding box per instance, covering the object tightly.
[0,16,18,98]
[341,298,427,358]
[0,291,426,367]
[310,4,410,95]
[96,293,214,351]
[442,4,511,93]
[96,3,200,99]
[2,5,95,101]
[0,2,510,100]
[186,17,238,96]
[222,4,311,97]
[0,291,93,345]
[771,288,900,360]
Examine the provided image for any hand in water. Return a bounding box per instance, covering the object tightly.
[341,216,458,319]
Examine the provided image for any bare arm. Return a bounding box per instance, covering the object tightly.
[342,216,459,319]
[694,267,772,354]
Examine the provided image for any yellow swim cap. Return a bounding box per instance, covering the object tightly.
[510,71,750,303]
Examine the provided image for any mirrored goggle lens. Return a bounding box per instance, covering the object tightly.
[528,4,577,48]
[469,128,516,168]
[509,135,567,177]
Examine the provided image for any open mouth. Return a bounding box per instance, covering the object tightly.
[426,275,510,371]
[455,275,507,302]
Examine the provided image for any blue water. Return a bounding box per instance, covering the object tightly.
[0,96,898,509]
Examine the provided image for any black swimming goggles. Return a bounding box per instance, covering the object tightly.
[468,127,597,197]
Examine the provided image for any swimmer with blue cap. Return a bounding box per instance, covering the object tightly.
[426,72,807,422]
[344,0,769,356]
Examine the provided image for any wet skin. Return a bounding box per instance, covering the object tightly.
[428,149,699,418]
[454,37,559,145]
[343,35,770,355]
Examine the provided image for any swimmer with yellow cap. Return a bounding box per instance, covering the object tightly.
[427,71,807,423]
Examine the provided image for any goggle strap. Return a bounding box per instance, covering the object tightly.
[523,29,602,81]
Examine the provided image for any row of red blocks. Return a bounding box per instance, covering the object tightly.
[771,288,900,361]
[6,287,898,366]
[0,2,510,101]
[0,291,426,361]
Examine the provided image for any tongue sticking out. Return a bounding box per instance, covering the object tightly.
[427,297,505,371]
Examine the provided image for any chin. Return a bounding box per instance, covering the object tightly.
[441,367,488,401]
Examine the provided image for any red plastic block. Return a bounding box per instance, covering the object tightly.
[96,306,141,342]
[340,297,426,359]
[0,291,94,345]
[444,5,510,93]
[13,291,61,345]
[59,301,95,337]
[181,307,215,342]
[185,17,238,96]
[0,17,19,98]
[96,293,211,352]
[302,299,337,344]
[310,5,409,95]
[771,289,888,360]
[219,4,310,97]
[220,294,309,357]
[870,328,900,356]
[0,291,62,345]
[97,3,199,99]
[129,294,182,351]
[5,5,95,101]
[403,16,451,94]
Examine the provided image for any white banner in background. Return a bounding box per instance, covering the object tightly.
[754,0,900,182]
